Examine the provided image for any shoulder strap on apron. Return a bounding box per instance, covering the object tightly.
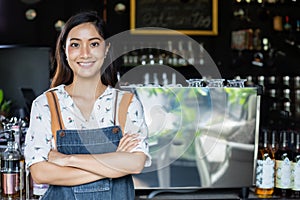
[45,91,65,142]
[118,92,134,134]
[46,89,133,138]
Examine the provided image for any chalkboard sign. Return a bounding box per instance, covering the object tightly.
[130,0,218,35]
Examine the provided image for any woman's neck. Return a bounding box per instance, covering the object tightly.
[65,79,107,120]
[65,78,107,100]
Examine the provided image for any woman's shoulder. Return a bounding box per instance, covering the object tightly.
[32,85,65,105]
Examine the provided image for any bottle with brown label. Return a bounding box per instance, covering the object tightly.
[275,118,292,197]
[255,128,275,197]
[292,132,300,198]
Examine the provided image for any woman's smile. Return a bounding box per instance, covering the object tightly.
[77,61,96,68]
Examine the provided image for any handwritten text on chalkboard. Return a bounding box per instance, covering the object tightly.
[130,0,218,35]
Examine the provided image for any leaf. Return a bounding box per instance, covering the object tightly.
[1,100,11,113]
[0,89,3,105]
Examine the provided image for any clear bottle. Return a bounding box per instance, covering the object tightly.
[292,132,300,198]
[282,76,291,90]
[177,40,187,66]
[122,43,129,67]
[1,131,21,198]
[275,120,292,197]
[187,41,195,66]
[255,128,275,197]
[269,115,279,159]
[281,89,292,116]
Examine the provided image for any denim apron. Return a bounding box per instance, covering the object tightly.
[42,90,135,200]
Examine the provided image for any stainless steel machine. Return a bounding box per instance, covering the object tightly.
[128,86,260,189]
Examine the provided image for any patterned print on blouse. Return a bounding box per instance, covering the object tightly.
[67,117,74,124]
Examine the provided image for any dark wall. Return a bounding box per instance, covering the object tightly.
[0,0,103,49]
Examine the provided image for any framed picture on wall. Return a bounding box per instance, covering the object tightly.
[130,0,218,36]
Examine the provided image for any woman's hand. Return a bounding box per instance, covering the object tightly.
[48,150,70,167]
[116,133,140,152]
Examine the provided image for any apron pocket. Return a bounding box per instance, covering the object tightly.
[72,179,111,200]
[72,178,111,193]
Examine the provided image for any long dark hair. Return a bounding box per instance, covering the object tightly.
[51,11,116,88]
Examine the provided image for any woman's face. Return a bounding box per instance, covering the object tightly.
[65,22,108,81]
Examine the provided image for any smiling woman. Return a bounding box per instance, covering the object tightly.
[24,11,151,200]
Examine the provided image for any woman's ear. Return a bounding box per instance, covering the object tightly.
[105,42,111,57]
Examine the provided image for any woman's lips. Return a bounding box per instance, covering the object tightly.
[77,61,95,67]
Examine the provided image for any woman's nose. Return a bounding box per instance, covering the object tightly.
[80,45,91,58]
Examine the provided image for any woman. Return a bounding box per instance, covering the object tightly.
[24,11,151,199]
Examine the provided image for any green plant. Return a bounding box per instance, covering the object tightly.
[0,89,11,115]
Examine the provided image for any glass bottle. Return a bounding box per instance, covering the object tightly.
[122,43,129,67]
[273,15,283,31]
[282,76,291,90]
[296,20,300,32]
[269,121,279,159]
[1,130,21,198]
[294,76,300,89]
[292,132,300,197]
[255,128,275,197]
[283,16,292,31]
[282,89,292,116]
[295,89,300,122]
[275,123,292,197]
[177,40,187,66]
[187,41,195,65]
[257,76,265,94]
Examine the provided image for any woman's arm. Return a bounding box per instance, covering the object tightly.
[48,133,147,178]
[29,132,142,185]
[67,151,146,178]
[30,161,105,186]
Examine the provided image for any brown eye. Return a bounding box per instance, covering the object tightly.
[70,43,79,48]
[90,42,100,47]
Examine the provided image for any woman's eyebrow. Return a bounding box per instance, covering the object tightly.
[69,37,103,41]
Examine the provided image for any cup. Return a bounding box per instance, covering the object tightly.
[206,79,225,87]
[186,79,205,87]
[227,79,247,88]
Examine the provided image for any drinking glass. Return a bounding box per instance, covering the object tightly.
[186,79,205,87]
[206,79,225,87]
[227,79,247,88]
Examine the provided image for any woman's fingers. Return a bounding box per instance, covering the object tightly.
[117,133,140,152]
[48,150,69,166]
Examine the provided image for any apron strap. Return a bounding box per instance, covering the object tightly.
[46,90,65,142]
[113,90,119,125]
[118,92,134,134]
[46,89,133,140]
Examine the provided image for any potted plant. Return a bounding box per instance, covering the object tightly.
[0,89,11,117]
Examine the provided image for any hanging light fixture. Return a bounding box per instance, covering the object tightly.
[25,9,37,20]
[54,20,65,32]
[114,3,126,14]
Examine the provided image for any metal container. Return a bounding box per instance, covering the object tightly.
[129,86,260,189]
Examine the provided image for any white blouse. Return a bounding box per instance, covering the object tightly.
[24,85,151,169]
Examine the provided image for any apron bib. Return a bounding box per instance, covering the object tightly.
[42,89,135,200]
